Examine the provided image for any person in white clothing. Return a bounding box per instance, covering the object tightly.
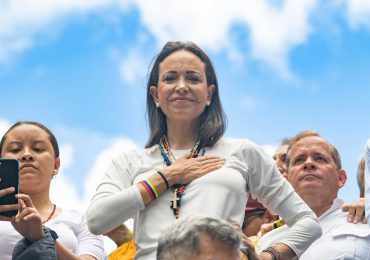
[256,130,370,259]
[86,41,322,260]
[365,138,370,224]
[0,121,105,260]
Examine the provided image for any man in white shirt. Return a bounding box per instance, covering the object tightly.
[257,130,370,259]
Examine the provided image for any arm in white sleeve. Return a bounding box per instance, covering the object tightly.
[365,138,370,225]
[241,140,322,257]
[86,150,145,235]
[76,215,106,259]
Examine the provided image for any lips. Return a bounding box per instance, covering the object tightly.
[170,97,194,102]
[20,164,37,171]
[299,171,321,181]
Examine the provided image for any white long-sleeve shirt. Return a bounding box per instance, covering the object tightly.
[365,138,370,224]
[257,198,370,260]
[0,209,106,260]
[87,137,321,259]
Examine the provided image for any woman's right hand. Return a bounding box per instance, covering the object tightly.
[11,193,44,243]
[162,152,225,185]
[0,186,19,220]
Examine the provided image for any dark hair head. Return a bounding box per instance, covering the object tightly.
[0,121,59,158]
[145,41,227,148]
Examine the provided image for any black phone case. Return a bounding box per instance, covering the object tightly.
[0,158,19,217]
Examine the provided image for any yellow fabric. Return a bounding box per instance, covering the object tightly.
[108,239,136,260]
[240,251,249,260]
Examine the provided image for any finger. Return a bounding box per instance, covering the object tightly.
[341,203,350,212]
[18,198,26,211]
[362,216,367,224]
[15,194,34,208]
[22,212,42,222]
[353,206,365,224]
[0,187,15,196]
[16,207,38,222]
[196,155,225,162]
[0,203,18,213]
[0,215,14,221]
[345,207,356,223]
[179,152,192,159]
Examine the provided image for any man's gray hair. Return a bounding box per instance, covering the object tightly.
[157,216,240,260]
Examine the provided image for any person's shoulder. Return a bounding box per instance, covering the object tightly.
[325,203,370,238]
[332,220,370,239]
[215,137,257,148]
[52,208,84,224]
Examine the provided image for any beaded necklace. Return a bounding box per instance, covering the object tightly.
[42,204,56,224]
[159,135,205,219]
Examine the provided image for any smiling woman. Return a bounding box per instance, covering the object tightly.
[0,121,106,260]
[86,41,322,260]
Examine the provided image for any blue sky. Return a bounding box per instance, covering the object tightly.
[1,0,370,216]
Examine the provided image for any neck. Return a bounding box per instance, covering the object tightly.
[299,191,335,217]
[28,191,53,216]
[166,119,199,149]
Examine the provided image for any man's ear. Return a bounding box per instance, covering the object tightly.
[338,169,347,188]
[149,86,159,104]
[207,84,215,103]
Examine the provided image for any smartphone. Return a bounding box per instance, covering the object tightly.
[0,158,19,217]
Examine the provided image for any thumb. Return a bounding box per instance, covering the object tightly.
[180,151,192,159]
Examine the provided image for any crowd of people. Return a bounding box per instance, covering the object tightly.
[0,41,369,260]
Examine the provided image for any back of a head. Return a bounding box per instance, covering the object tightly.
[157,216,240,260]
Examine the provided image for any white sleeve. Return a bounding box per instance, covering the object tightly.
[365,139,370,225]
[86,150,145,235]
[76,215,106,260]
[240,140,322,256]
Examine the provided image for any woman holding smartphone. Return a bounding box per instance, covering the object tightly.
[0,121,105,260]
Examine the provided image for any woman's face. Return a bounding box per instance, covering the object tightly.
[150,50,214,125]
[1,124,60,194]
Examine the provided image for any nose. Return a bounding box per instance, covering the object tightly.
[303,157,316,170]
[19,148,34,161]
[175,78,188,94]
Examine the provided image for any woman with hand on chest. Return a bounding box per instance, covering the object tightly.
[87,41,322,260]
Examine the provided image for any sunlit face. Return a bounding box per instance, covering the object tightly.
[1,124,60,194]
[273,144,289,178]
[150,50,214,125]
[287,136,346,201]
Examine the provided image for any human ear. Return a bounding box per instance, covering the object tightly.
[207,84,215,104]
[149,86,159,106]
[338,169,347,188]
[54,157,60,174]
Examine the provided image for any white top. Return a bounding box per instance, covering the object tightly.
[87,137,321,259]
[0,209,106,260]
[257,198,370,260]
[365,138,370,224]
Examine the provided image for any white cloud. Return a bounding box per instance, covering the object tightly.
[119,50,147,85]
[261,144,277,157]
[1,0,318,80]
[83,137,138,206]
[0,119,11,138]
[134,0,317,80]
[50,143,85,210]
[347,0,370,29]
[0,0,122,62]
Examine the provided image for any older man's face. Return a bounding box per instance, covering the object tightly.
[273,144,289,178]
[287,136,346,201]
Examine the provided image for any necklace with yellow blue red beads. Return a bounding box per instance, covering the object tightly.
[159,135,205,218]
